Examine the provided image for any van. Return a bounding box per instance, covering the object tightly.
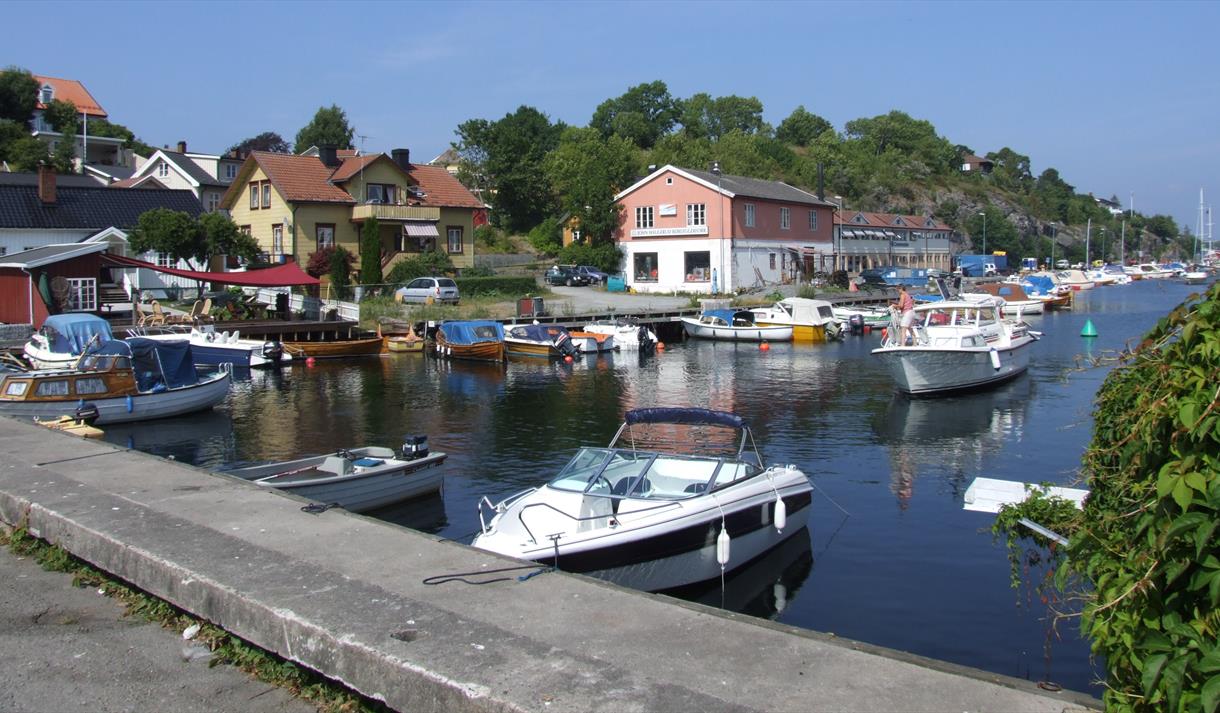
[1055,259,1070,269]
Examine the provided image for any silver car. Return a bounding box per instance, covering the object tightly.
[396,277,460,304]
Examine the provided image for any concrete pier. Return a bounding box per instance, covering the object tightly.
[0,417,1097,712]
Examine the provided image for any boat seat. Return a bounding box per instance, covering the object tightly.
[610,476,650,513]
[684,482,708,494]
[352,458,383,467]
[320,456,353,475]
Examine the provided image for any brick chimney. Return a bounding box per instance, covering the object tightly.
[177,140,187,154]
[391,148,411,171]
[318,145,339,168]
[37,164,57,205]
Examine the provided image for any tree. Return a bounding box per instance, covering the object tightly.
[0,67,38,125]
[228,131,290,157]
[775,106,832,147]
[843,110,956,173]
[42,99,78,133]
[985,147,1033,194]
[962,206,1018,255]
[1,131,49,171]
[455,106,563,232]
[590,80,679,149]
[359,217,382,290]
[1144,214,1179,240]
[129,209,204,264]
[294,105,354,153]
[328,246,353,300]
[199,212,259,263]
[85,118,155,157]
[678,93,766,142]
[543,127,638,244]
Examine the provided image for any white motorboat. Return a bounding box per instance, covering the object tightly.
[681,310,793,342]
[1132,263,1172,279]
[473,408,812,591]
[749,298,842,342]
[832,305,890,328]
[870,296,1038,396]
[961,283,1045,316]
[128,325,289,368]
[225,436,447,513]
[1084,268,1119,286]
[1056,269,1096,291]
[567,331,616,353]
[582,319,657,350]
[1182,265,1211,284]
[23,314,115,369]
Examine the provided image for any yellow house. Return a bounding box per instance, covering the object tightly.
[219,147,484,281]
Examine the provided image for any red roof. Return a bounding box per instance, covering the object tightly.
[835,211,951,231]
[250,152,354,204]
[329,154,410,184]
[33,75,107,117]
[407,164,483,208]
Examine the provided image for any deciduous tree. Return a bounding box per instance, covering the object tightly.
[590,80,679,149]
[294,105,354,153]
[543,127,638,243]
[227,131,290,157]
[775,106,832,147]
[0,67,38,125]
[455,106,563,232]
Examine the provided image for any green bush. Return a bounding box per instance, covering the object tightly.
[327,246,353,300]
[462,264,495,278]
[474,225,515,253]
[453,276,537,297]
[385,251,454,286]
[556,242,623,274]
[527,217,562,254]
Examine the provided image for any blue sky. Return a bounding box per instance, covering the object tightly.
[8,1,1218,231]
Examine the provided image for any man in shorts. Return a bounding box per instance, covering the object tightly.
[894,284,916,345]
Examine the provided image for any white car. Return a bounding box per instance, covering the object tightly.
[395,277,460,304]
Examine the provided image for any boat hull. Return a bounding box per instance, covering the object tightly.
[434,334,505,362]
[229,451,447,513]
[386,337,425,353]
[0,370,231,424]
[283,337,384,359]
[754,321,825,342]
[680,318,793,342]
[503,338,563,358]
[872,337,1034,396]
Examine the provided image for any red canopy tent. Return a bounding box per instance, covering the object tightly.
[101,253,319,286]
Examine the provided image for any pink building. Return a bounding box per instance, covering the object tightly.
[613,165,835,293]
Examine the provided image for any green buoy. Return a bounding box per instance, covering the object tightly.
[1081,319,1098,337]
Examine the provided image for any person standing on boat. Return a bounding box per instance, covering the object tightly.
[893,285,916,346]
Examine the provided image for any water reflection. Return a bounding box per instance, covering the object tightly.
[365,492,448,535]
[101,409,237,466]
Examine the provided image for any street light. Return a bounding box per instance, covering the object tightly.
[977,211,987,255]
[712,161,724,294]
[1050,223,1058,269]
[830,195,843,272]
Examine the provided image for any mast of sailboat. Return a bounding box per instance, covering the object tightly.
[1085,217,1091,266]
[1198,189,1204,263]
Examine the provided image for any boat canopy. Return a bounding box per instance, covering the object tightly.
[1020,275,1055,295]
[625,408,745,430]
[440,320,504,345]
[42,314,113,354]
[88,337,199,390]
[506,323,569,342]
[701,309,758,325]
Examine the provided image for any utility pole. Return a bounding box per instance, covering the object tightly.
[1085,217,1091,267]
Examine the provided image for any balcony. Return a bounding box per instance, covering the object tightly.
[351,204,440,223]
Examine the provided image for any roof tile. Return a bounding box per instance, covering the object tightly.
[251,152,354,204]
[33,75,107,117]
[407,164,483,208]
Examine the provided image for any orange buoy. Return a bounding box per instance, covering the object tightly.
[305,357,316,367]
[564,355,574,364]
[759,342,770,351]
[656,342,665,350]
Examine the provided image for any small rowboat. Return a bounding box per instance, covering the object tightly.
[283,337,385,359]
[35,414,104,439]
[435,321,505,362]
[681,310,793,342]
[386,336,425,353]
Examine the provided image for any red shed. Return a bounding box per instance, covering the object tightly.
[0,242,111,328]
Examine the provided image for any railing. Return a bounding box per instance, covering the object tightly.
[350,204,440,222]
[253,288,359,322]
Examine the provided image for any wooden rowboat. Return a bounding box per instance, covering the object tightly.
[435,321,505,362]
[283,337,385,359]
[35,415,104,439]
[386,336,425,353]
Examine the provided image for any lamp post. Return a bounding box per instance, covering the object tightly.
[1050,223,1057,269]
[712,161,724,294]
[977,211,987,255]
[830,195,843,272]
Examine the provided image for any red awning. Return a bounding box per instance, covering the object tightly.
[102,253,319,286]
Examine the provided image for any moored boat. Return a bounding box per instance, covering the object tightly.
[681,310,793,342]
[283,336,385,359]
[0,338,231,424]
[1056,269,1096,291]
[749,297,841,342]
[568,330,616,353]
[128,325,288,368]
[582,320,657,350]
[434,320,505,362]
[504,323,580,359]
[870,296,1037,396]
[23,314,114,370]
[962,283,1045,316]
[473,407,813,591]
[224,436,447,513]
[386,336,425,353]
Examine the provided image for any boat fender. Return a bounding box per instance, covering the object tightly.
[989,348,1002,370]
[774,496,787,533]
[716,527,731,568]
[773,582,788,613]
[125,395,134,413]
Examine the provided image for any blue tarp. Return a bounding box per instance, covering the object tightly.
[506,323,569,342]
[626,408,746,430]
[1021,276,1055,296]
[439,320,504,345]
[88,338,199,391]
[43,314,113,354]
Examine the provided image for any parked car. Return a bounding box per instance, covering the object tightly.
[545,265,590,286]
[575,266,608,284]
[395,277,460,304]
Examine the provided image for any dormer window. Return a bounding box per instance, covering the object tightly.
[40,85,53,104]
[157,162,169,178]
[853,214,867,224]
[366,183,397,205]
[894,217,905,226]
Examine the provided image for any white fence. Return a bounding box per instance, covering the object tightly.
[254,288,359,322]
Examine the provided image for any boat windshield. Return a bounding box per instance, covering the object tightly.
[548,447,757,500]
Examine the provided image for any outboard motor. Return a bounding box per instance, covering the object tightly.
[402,434,429,461]
[848,314,864,335]
[555,332,580,358]
[637,325,656,351]
[74,402,100,425]
[263,340,284,365]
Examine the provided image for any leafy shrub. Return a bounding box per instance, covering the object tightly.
[385,251,454,286]
[527,217,562,254]
[453,276,537,297]
[327,246,354,300]
[462,265,495,278]
[797,285,819,299]
[305,246,336,278]
[556,242,623,274]
[474,225,515,253]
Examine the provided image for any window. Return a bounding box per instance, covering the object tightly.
[366,184,397,204]
[261,182,271,209]
[249,184,258,209]
[665,177,673,185]
[5,381,28,396]
[225,164,236,179]
[35,380,70,397]
[239,225,251,237]
[206,193,220,212]
[686,203,706,226]
[780,207,790,230]
[40,85,53,104]
[634,252,658,282]
[272,224,284,256]
[75,377,107,395]
[0,247,6,256]
[769,253,777,270]
[635,206,654,229]
[808,210,818,231]
[157,162,169,178]
[447,227,463,254]
[66,278,96,311]
[744,204,755,228]
[684,251,711,282]
[156,252,174,268]
[316,224,335,250]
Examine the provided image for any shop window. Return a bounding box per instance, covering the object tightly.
[684,251,711,282]
[634,253,658,282]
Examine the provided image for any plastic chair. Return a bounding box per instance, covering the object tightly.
[199,298,214,323]
[147,300,167,326]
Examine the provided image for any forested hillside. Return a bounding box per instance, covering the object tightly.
[454,80,1189,267]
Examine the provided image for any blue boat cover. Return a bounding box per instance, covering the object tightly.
[506,323,569,342]
[1021,276,1055,296]
[625,408,746,429]
[439,320,504,345]
[43,314,113,354]
[88,338,200,391]
[701,309,758,324]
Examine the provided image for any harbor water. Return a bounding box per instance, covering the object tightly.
[100,279,1207,695]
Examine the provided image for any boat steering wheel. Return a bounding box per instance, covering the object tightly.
[590,473,613,494]
[336,448,355,460]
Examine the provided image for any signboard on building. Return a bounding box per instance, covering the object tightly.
[630,226,709,238]
[659,203,677,216]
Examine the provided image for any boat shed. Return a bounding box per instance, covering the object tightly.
[0,242,111,329]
